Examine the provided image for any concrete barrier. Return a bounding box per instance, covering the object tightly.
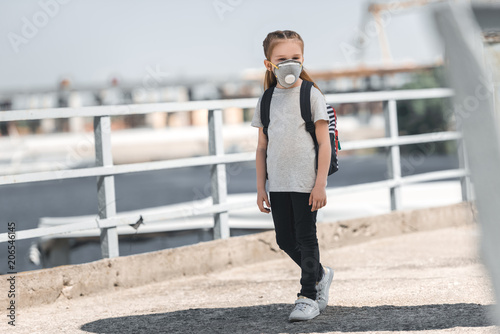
[1,202,475,309]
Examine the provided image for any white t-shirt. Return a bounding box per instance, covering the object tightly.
[251,84,329,193]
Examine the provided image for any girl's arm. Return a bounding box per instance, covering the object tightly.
[256,127,271,213]
[309,119,331,211]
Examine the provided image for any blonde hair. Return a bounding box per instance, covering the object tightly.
[262,30,322,93]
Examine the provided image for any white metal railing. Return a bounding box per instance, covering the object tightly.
[0,88,471,260]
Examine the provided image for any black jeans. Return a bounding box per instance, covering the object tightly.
[269,191,323,300]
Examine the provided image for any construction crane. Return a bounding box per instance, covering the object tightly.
[357,0,449,65]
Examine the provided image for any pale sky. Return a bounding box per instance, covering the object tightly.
[0,0,444,92]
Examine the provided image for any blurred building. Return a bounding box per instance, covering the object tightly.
[0,63,446,137]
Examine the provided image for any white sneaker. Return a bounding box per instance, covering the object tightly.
[288,296,320,322]
[315,266,334,311]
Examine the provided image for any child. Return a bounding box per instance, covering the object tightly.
[251,30,334,322]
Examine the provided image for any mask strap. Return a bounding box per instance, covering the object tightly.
[269,61,279,70]
[268,61,279,79]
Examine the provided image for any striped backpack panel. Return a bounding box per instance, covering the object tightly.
[326,104,341,173]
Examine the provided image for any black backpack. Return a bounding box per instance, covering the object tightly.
[260,80,340,176]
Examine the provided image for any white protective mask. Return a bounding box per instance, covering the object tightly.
[270,59,303,88]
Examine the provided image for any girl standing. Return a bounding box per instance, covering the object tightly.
[251,30,334,322]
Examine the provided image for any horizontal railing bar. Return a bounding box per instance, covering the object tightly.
[0,199,254,242]
[325,88,454,104]
[54,221,216,239]
[324,169,466,197]
[44,218,274,239]
[0,99,258,122]
[99,200,254,229]
[399,169,467,185]
[0,88,453,122]
[0,220,99,243]
[340,131,461,150]
[326,179,398,196]
[0,167,466,243]
[0,132,460,186]
[0,152,256,186]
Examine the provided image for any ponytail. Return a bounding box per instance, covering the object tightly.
[300,69,323,94]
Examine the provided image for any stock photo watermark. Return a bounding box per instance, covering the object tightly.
[142,64,170,91]
[339,0,403,63]
[7,0,73,54]
[131,63,172,103]
[6,221,17,327]
[213,0,244,21]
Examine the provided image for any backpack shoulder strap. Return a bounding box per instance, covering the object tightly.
[300,80,320,169]
[300,80,318,140]
[260,85,275,137]
[299,80,314,130]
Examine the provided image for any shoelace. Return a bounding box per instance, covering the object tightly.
[296,302,309,312]
[316,275,328,302]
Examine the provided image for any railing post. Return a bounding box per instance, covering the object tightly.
[94,115,119,258]
[384,99,402,211]
[208,109,229,239]
[457,136,473,202]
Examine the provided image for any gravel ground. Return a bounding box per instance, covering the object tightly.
[4,225,499,334]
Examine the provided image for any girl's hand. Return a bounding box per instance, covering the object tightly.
[257,190,271,214]
[309,185,327,212]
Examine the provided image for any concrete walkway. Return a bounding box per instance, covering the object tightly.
[5,225,498,334]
